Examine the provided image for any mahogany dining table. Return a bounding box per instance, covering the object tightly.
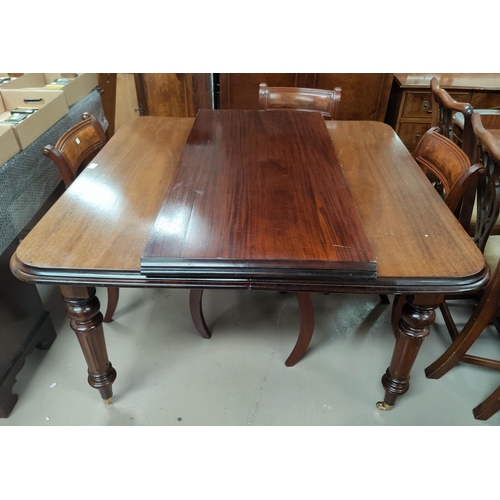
[10,110,488,412]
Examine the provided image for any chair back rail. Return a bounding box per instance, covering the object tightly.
[413,126,485,217]
[42,113,107,188]
[258,83,341,120]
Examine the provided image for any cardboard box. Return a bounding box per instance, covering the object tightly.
[0,74,17,87]
[2,73,99,106]
[0,89,69,149]
[0,124,20,165]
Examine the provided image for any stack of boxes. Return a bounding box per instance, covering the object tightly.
[0,73,99,164]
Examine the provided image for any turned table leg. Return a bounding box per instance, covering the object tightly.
[377,294,442,411]
[60,286,117,403]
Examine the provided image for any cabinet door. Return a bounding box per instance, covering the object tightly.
[396,122,432,152]
[469,92,500,109]
[98,73,117,138]
[135,74,213,117]
[219,73,392,121]
[310,74,393,121]
[219,74,308,109]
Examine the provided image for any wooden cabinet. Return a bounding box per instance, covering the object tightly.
[98,73,117,138]
[127,74,393,123]
[219,73,393,121]
[0,186,61,417]
[134,74,213,117]
[385,74,500,152]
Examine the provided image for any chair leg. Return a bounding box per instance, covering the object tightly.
[189,289,211,339]
[103,287,119,323]
[439,301,460,340]
[391,294,405,338]
[473,384,500,420]
[379,294,390,304]
[425,268,500,379]
[285,292,314,367]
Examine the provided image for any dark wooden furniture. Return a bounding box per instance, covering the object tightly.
[430,77,475,159]
[430,77,500,233]
[187,86,387,364]
[413,126,484,214]
[425,113,500,419]
[453,109,500,136]
[385,74,500,153]
[98,73,117,139]
[134,74,213,117]
[390,127,484,336]
[0,189,59,418]
[220,74,393,121]
[257,83,341,119]
[0,91,109,418]
[11,116,488,412]
[454,109,500,237]
[42,113,118,323]
[144,110,375,366]
[189,83,344,364]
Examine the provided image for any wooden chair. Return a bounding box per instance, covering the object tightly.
[42,113,119,323]
[430,77,500,237]
[425,114,500,421]
[258,83,341,119]
[392,126,485,337]
[431,77,475,159]
[430,77,478,230]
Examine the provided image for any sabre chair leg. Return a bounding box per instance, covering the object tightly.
[285,292,315,367]
[60,286,116,403]
[103,287,119,323]
[425,268,500,380]
[439,300,460,341]
[379,294,390,304]
[473,384,500,420]
[189,289,212,339]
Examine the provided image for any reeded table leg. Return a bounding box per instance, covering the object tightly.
[377,294,441,410]
[60,286,117,403]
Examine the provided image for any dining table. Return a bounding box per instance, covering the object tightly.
[10,110,488,412]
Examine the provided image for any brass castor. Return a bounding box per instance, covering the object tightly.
[376,401,394,411]
[103,396,113,405]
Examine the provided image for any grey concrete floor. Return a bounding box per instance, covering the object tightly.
[1,285,500,426]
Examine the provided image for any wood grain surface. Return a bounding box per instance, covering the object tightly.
[141,110,376,278]
[326,120,484,282]
[11,117,487,294]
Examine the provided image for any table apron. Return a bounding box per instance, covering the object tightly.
[10,258,490,296]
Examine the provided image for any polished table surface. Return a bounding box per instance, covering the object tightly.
[142,110,376,279]
[11,114,488,410]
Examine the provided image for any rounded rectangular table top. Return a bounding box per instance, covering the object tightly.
[12,116,487,294]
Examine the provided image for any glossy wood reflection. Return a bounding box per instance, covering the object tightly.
[12,118,486,293]
[325,121,485,284]
[142,110,376,278]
